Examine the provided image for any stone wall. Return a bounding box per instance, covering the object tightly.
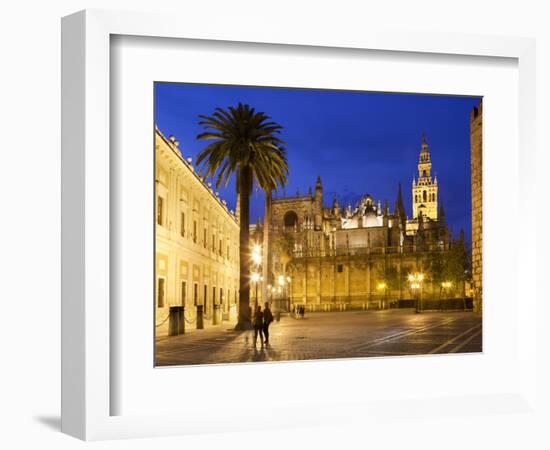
[271,194,318,231]
[287,252,463,310]
[470,102,483,314]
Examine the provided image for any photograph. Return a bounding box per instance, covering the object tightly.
[153,83,483,366]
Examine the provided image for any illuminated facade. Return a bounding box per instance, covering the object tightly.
[412,135,438,220]
[268,136,463,311]
[155,128,240,336]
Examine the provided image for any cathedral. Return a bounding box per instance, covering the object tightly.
[267,136,464,311]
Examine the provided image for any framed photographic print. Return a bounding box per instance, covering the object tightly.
[153,83,482,367]
[61,9,538,441]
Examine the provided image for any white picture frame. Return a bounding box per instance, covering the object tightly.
[61,9,538,441]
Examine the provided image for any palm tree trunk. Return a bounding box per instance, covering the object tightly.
[262,190,272,307]
[236,166,252,330]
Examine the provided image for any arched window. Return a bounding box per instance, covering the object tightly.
[422,170,426,177]
[423,191,427,202]
[283,211,298,231]
[415,194,418,203]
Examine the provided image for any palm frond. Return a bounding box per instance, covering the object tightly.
[196,103,289,196]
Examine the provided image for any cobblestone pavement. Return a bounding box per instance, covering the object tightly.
[155,310,482,366]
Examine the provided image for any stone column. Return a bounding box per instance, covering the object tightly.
[346,262,351,307]
[366,261,372,310]
[303,260,308,304]
[316,258,321,306]
[332,257,337,309]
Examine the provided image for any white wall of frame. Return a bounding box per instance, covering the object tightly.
[1,1,549,449]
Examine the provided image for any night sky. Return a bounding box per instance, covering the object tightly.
[155,83,480,245]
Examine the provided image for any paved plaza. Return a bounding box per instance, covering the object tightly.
[155,310,482,366]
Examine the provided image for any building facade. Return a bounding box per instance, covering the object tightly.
[155,128,240,336]
[268,136,466,311]
[471,102,483,314]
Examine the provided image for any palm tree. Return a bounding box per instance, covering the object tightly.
[196,103,288,329]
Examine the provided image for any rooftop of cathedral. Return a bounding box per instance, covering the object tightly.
[273,191,314,201]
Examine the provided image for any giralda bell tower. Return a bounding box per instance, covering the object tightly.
[412,134,438,220]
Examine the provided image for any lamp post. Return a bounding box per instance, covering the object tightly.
[251,244,262,266]
[286,276,291,312]
[251,272,261,307]
[377,282,387,309]
[408,272,424,313]
[250,243,262,306]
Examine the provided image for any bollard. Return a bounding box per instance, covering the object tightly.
[213,304,221,325]
[196,305,204,329]
[169,306,183,336]
[178,306,185,334]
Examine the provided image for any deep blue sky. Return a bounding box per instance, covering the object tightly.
[155,83,480,245]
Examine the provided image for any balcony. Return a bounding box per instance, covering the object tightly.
[291,243,448,258]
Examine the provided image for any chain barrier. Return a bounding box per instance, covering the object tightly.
[155,313,170,328]
[183,312,197,324]
[156,308,231,327]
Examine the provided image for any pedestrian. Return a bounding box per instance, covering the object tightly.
[253,305,264,346]
[263,302,274,344]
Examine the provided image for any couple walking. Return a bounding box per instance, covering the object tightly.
[253,302,274,346]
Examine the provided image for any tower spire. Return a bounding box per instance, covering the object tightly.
[412,134,438,220]
[333,195,340,217]
[316,175,322,189]
[419,133,430,162]
[395,182,404,214]
[394,182,407,230]
[314,175,323,231]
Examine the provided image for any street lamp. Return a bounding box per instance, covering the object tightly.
[250,243,262,306]
[409,272,424,313]
[251,244,262,265]
[286,276,292,311]
[377,282,387,309]
[251,271,261,306]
